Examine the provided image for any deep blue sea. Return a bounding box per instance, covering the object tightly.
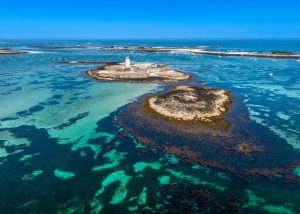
[0,39,300,213]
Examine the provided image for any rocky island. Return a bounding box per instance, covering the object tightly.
[0,48,28,55]
[146,86,231,124]
[87,57,191,82]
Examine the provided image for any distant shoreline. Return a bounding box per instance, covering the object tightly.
[101,46,300,59]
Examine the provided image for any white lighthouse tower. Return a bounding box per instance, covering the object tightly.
[125,56,131,69]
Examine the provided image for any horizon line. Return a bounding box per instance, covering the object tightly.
[1,37,300,41]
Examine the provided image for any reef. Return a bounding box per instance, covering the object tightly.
[0,48,28,55]
[87,62,191,82]
[102,46,300,59]
[117,88,300,183]
[146,86,232,126]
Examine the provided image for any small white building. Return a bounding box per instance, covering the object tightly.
[125,56,131,68]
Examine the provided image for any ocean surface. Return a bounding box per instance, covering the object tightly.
[0,39,300,213]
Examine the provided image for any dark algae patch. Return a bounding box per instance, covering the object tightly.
[17,105,44,116]
[54,112,89,130]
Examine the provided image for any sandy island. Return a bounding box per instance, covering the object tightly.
[102,46,300,59]
[0,48,28,55]
[146,86,232,124]
[87,61,191,82]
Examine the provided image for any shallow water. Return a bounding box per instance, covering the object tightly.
[0,39,300,213]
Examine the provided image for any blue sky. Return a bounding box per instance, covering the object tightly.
[0,0,299,39]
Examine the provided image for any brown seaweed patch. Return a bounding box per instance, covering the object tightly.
[234,142,265,155]
[159,184,211,213]
[163,146,201,163]
[157,183,240,213]
[243,160,300,182]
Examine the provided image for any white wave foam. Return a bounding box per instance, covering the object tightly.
[27,50,45,54]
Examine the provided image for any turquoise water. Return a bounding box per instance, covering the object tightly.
[0,39,300,213]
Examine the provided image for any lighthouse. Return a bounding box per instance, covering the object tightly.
[125,56,131,69]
